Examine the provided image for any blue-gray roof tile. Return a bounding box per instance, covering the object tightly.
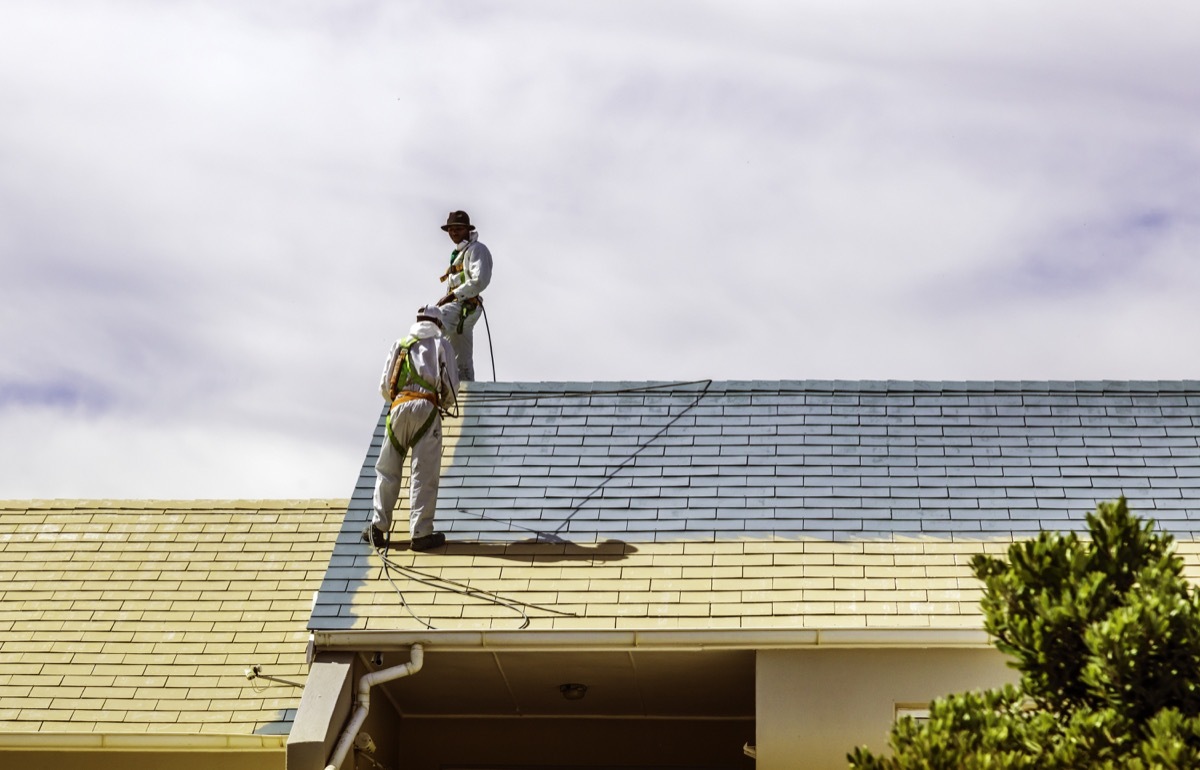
[311,379,1200,629]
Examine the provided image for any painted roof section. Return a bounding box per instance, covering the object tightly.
[0,500,344,739]
[312,380,1200,636]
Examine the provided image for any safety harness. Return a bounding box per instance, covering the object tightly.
[384,336,440,455]
[439,249,485,334]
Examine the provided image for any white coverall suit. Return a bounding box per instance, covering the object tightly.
[439,232,492,382]
[371,319,459,539]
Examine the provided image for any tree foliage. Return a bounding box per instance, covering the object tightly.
[849,498,1200,769]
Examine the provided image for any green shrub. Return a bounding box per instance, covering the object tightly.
[849,499,1200,769]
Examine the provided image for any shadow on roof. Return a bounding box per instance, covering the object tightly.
[396,537,636,563]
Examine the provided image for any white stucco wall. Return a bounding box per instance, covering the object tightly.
[756,647,1018,770]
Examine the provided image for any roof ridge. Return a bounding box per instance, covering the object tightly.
[462,379,1200,394]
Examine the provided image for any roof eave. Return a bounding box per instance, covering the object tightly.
[311,626,992,652]
[0,732,288,751]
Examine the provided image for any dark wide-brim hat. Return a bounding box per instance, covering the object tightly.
[440,210,476,231]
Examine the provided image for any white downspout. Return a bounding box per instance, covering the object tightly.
[325,643,424,770]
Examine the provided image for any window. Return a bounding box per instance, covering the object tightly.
[894,704,931,723]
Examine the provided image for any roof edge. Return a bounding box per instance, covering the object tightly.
[312,627,991,651]
[462,378,1200,394]
[0,732,288,751]
[0,499,348,510]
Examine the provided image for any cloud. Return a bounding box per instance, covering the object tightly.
[0,379,113,412]
[2,0,1200,497]
[0,404,365,498]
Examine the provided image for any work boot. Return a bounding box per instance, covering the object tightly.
[410,532,446,552]
[361,525,388,550]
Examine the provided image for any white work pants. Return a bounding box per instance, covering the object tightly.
[371,399,442,539]
[441,299,482,382]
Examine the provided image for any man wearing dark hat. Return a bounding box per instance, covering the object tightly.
[364,304,459,553]
[435,210,493,381]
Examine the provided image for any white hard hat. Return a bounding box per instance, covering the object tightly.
[416,305,444,328]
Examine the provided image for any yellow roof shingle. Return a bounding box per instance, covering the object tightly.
[0,500,345,739]
[328,537,1006,634]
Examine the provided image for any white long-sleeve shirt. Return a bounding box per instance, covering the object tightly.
[445,232,493,300]
[378,320,459,405]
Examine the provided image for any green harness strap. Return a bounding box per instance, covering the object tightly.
[445,248,483,335]
[456,296,482,335]
[385,336,440,454]
[385,406,437,456]
[397,336,437,394]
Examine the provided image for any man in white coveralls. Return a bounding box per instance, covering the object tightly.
[363,305,459,552]
[435,210,492,382]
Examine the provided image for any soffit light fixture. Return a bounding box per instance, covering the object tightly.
[559,683,588,700]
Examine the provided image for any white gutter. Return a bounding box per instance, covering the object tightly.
[312,627,990,653]
[325,643,424,770]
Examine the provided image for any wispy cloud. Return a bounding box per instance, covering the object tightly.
[0,379,113,412]
[3,0,1199,496]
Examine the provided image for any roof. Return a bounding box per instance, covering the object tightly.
[311,379,1200,640]
[0,499,344,747]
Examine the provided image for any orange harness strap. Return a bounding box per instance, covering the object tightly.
[391,390,439,410]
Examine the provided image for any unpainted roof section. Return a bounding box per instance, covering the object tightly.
[310,380,1200,634]
[0,500,344,738]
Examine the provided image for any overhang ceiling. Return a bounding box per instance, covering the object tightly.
[370,648,756,718]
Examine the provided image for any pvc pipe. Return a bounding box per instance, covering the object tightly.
[325,644,424,770]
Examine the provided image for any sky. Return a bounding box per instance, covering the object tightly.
[3,0,1199,499]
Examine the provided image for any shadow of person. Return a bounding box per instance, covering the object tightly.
[391,538,636,563]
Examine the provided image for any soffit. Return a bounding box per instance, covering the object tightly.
[371,647,755,718]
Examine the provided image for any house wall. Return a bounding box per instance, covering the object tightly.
[756,648,1017,770]
[289,651,357,769]
[308,654,405,770]
[391,717,755,769]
